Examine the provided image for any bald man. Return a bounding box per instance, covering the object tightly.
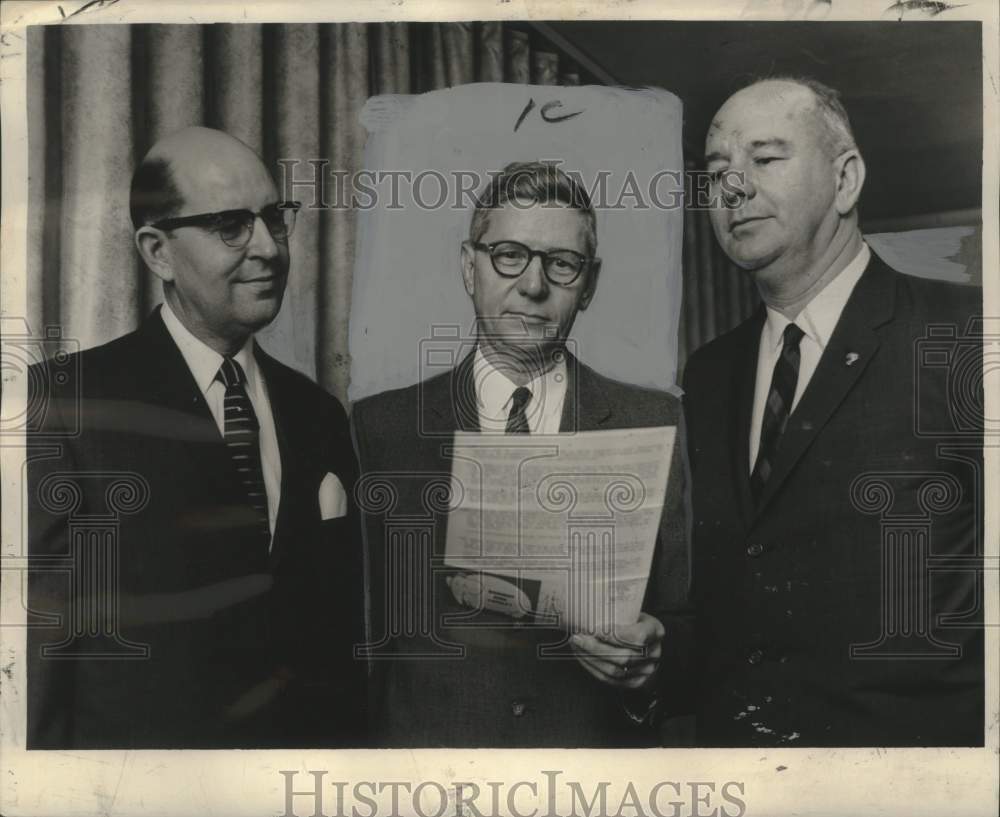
[27,127,365,748]
[683,79,983,746]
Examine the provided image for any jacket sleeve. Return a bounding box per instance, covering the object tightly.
[348,398,392,741]
[640,407,696,725]
[25,369,81,747]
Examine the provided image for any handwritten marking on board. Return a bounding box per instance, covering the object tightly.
[514,98,585,132]
[513,98,536,132]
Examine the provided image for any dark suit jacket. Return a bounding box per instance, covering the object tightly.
[683,253,984,747]
[27,308,366,748]
[351,350,692,747]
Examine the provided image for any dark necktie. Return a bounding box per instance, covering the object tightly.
[216,356,271,548]
[750,322,805,503]
[506,386,532,434]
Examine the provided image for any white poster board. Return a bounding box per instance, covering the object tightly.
[349,82,684,401]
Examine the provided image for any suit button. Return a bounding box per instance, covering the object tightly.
[511,701,526,717]
[747,649,764,665]
[746,543,764,557]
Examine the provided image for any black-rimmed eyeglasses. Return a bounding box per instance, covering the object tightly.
[470,240,592,287]
[150,201,302,248]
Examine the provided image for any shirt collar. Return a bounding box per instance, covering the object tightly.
[160,300,257,396]
[762,242,871,352]
[473,345,568,424]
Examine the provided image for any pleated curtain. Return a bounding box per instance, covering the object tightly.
[679,163,761,376]
[26,21,748,402]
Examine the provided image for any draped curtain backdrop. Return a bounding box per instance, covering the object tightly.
[26,22,753,403]
[679,159,761,374]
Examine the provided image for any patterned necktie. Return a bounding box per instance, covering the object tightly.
[216,356,271,548]
[750,322,805,503]
[506,386,533,434]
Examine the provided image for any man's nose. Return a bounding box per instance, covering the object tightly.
[246,215,281,259]
[516,255,549,299]
[723,165,756,207]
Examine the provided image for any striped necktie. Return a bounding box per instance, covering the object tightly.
[506,386,532,434]
[216,356,271,548]
[750,322,805,503]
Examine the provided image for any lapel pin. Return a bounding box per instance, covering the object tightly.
[845,352,860,367]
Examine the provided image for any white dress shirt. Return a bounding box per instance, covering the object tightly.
[749,242,871,470]
[160,301,282,539]
[473,346,568,434]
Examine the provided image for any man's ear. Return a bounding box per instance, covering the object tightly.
[578,258,601,311]
[135,226,175,283]
[833,149,866,216]
[460,241,476,297]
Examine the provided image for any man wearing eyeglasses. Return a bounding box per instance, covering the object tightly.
[27,127,365,748]
[352,161,691,747]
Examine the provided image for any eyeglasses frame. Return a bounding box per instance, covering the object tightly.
[150,200,302,248]
[469,240,594,287]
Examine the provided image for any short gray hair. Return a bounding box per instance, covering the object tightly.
[469,161,597,257]
[746,75,858,157]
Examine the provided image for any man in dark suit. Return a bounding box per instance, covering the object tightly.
[684,77,983,746]
[27,126,365,748]
[352,162,691,747]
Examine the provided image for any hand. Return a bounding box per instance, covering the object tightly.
[570,612,665,692]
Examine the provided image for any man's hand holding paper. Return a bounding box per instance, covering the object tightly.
[570,612,665,692]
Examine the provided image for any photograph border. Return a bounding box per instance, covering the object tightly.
[1,2,997,816]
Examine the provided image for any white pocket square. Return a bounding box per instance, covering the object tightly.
[318,472,348,520]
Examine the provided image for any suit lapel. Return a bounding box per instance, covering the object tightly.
[754,256,897,516]
[140,310,299,570]
[733,309,765,527]
[135,309,233,475]
[133,307,253,532]
[561,352,611,432]
[433,349,612,433]
[254,346,306,569]
[136,307,220,427]
[423,351,478,434]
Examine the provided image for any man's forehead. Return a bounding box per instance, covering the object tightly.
[171,151,276,210]
[706,84,818,152]
[481,202,589,244]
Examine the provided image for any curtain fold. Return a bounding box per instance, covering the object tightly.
[478,23,504,82]
[532,50,560,85]
[26,27,53,341]
[27,21,750,400]
[506,29,531,84]
[675,164,760,379]
[263,24,323,379]
[441,23,475,87]
[206,24,265,152]
[144,25,204,140]
[319,23,370,401]
[58,26,137,346]
[137,24,205,313]
[372,22,410,97]
[676,206,760,379]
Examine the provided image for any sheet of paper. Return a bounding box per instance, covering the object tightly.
[444,426,675,634]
